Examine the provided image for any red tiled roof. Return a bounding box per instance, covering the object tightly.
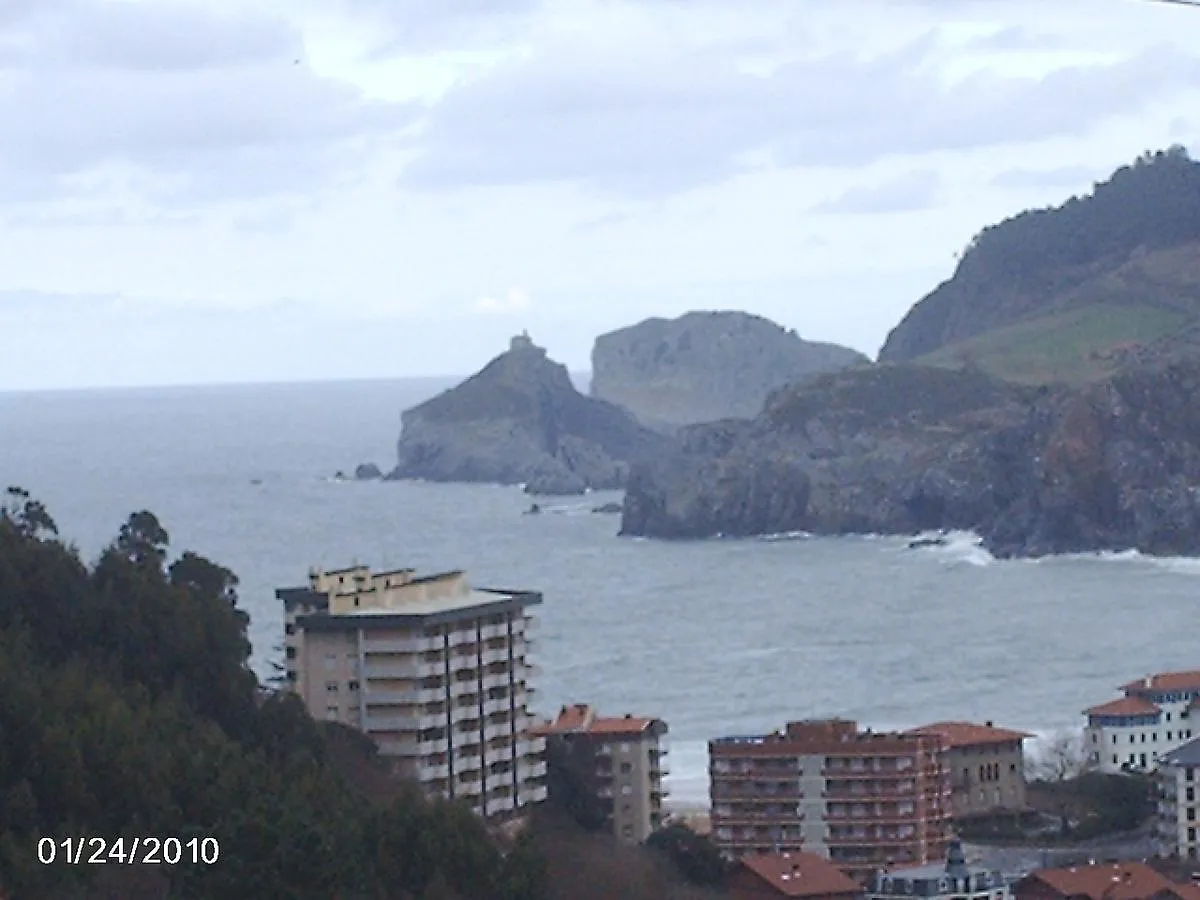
[1025,862,1181,900]
[533,704,665,737]
[1084,697,1161,717]
[1121,671,1200,694]
[906,721,1033,748]
[741,851,863,898]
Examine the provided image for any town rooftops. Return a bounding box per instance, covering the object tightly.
[905,721,1033,749]
[1083,697,1162,717]
[532,703,667,738]
[1019,861,1195,900]
[740,851,863,898]
[1161,736,1200,767]
[1121,671,1200,695]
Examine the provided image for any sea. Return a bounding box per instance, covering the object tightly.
[3,376,1200,811]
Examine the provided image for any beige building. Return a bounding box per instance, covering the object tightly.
[1155,736,1200,859]
[536,703,669,843]
[278,564,547,820]
[905,722,1031,820]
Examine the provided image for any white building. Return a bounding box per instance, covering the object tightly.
[1083,671,1200,774]
[1155,737,1200,860]
[278,565,547,821]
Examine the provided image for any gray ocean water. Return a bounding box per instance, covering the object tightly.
[2,377,1199,809]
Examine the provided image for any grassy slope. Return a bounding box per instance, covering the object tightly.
[914,244,1200,385]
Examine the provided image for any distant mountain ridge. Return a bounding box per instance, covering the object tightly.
[880,145,1200,384]
[591,311,868,431]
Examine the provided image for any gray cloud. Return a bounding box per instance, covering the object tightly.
[398,31,1200,198]
[813,171,941,215]
[0,0,413,207]
[989,165,1104,190]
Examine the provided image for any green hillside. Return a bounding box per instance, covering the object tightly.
[881,145,1200,379]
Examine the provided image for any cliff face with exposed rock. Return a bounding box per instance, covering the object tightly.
[388,334,669,495]
[620,359,1200,558]
[591,311,867,431]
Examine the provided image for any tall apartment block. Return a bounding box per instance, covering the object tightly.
[710,719,952,881]
[535,703,669,843]
[278,564,548,820]
[1084,670,1200,774]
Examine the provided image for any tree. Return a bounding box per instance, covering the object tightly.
[645,823,729,888]
[2,486,57,539]
[115,511,170,570]
[1028,729,1091,783]
[169,551,239,607]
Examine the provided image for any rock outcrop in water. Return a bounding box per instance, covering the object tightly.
[620,358,1200,558]
[591,311,867,431]
[388,333,669,495]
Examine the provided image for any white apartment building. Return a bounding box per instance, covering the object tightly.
[278,564,548,820]
[1083,671,1200,774]
[1155,737,1200,860]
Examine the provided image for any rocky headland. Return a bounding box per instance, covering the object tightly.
[388,333,668,495]
[591,311,867,431]
[621,148,1200,557]
[620,358,1200,557]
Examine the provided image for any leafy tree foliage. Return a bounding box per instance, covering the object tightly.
[958,145,1200,286]
[0,494,550,900]
[644,824,729,888]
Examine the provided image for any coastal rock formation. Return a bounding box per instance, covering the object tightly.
[620,358,1200,558]
[591,311,867,431]
[354,462,382,480]
[388,333,669,495]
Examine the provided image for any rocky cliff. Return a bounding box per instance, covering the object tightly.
[388,333,669,495]
[620,358,1200,558]
[591,311,867,431]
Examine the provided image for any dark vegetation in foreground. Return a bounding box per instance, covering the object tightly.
[0,489,724,900]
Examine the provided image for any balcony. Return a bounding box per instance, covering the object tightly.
[519,760,548,781]
[484,721,514,742]
[363,660,426,679]
[481,646,511,667]
[419,761,451,781]
[364,712,421,732]
[479,621,509,642]
[711,809,802,824]
[483,696,511,717]
[451,705,481,725]
[362,635,440,655]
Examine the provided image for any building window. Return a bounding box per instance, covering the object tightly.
[285,623,295,635]
[622,803,632,813]
[621,785,633,796]
[1188,787,1195,802]
[326,681,339,693]
[620,743,632,754]
[1153,733,1159,742]
[1113,755,1119,765]
[621,825,634,839]
[349,680,359,692]
[1132,736,1137,744]
[1170,732,1175,740]
[1113,735,1118,744]
[620,762,632,774]
[1169,713,1174,722]
[1189,768,1196,782]
[1190,827,1197,841]
[286,647,296,659]
[326,707,338,720]
[1189,808,1196,822]
[1140,753,1148,767]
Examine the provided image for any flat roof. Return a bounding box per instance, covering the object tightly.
[297,589,542,631]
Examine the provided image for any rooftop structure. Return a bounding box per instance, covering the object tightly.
[868,838,1010,900]
[732,850,865,900]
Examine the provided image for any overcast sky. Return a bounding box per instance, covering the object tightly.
[2,0,1199,390]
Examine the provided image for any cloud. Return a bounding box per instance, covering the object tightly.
[397,27,1200,198]
[469,288,533,315]
[813,170,941,215]
[989,165,1104,190]
[332,0,540,55]
[0,0,414,208]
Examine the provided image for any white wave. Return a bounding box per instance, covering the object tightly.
[905,529,994,567]
[758,530,811,542]
[1033,547,1200,574]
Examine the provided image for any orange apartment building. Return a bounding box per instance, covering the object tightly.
[710,719,952,881]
